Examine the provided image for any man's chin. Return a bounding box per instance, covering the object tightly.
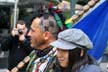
[31,44,34,48]
[31,44,37,49]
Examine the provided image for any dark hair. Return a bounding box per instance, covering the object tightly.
[17,20,26,25]
[28,2,67,39]
[55,48,89,72]
[68,48,89,72]
[38,2,66,28]
[54,48,90,72]
[16,20,26,27]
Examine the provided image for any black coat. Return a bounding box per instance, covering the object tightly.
[1,35,33,71]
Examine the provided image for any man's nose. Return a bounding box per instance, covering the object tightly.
[27,31,31,36]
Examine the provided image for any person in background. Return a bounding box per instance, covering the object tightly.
[1,20,33,72]
[50,28,101,72]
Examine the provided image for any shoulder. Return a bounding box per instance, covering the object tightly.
[80,64,101,72]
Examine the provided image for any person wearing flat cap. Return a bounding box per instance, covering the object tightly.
[50,28,101,72]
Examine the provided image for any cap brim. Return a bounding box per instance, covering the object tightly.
[50,39,77,50]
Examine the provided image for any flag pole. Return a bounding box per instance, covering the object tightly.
[13,0,19,28]
[70,0,76,16]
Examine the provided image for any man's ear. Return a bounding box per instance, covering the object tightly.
[43,31,50,40]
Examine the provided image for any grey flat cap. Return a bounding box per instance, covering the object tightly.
[50,28,93,50]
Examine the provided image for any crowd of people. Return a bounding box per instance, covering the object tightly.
[0,1,102,72]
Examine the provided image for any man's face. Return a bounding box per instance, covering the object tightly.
[28,18,46,49]
[16,24,27,35]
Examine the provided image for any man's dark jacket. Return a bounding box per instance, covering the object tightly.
[1,35,33,71]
